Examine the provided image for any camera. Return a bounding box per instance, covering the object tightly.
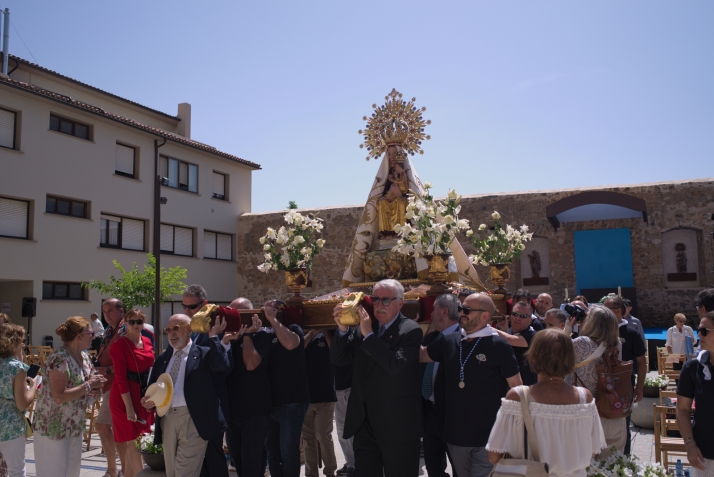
[564,303,588,322]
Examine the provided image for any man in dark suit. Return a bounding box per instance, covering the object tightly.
[331,279,423,477]
[141,314,237,477]
[421,294,461,477]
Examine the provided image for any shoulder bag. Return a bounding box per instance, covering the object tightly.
[123,337,149,397]
[490,386,550,477]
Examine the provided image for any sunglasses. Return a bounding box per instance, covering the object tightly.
[163,323,190,334]
[127,319,144,326]
[697,327,714,337]
[371,296,399,306]
[458,305,487,315]
[511,312,531,319]
[181,302,203,310]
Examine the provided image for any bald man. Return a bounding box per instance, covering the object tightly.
[534,293,553,322]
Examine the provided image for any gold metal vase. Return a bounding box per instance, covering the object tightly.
[285,268,309,304]
[424,253,452,296]
[488,263,510,317]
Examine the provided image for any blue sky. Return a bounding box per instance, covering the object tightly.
[5,1,713,213]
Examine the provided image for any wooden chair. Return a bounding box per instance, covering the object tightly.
[37,346,54,365]
[659,388,678,406]
[653,404,687,468]
[84,398,101,451]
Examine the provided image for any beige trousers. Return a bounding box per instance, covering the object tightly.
[161,406,208,477]
[302,402,338,477]
[597,417,627,459]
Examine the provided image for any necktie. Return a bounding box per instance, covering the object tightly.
[422,362,435,400]
[169,349,183,386]
[378,325,386,337]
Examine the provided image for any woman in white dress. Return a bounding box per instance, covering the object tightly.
[487,329,606,477]
[666,313,697,355]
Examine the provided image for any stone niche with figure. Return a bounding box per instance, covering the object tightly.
[520,236,550,291]
[661,228,701,288]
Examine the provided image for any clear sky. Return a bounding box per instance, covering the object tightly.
[5,1,713,213]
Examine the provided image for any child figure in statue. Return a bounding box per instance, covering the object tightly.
[377,145,410,238]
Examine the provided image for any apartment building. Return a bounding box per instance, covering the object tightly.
[0,54,260,344]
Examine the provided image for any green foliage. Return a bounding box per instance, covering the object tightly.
[467,211,533,266]
[287,201,298,209]
[82,253,187,310]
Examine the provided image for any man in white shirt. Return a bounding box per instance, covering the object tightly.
[89,312,104,351]
[142,314,238,477]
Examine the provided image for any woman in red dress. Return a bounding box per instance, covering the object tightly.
[110,309,155,477]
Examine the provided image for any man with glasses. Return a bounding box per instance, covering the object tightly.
[95,298,126,477]
[331,279,423,477]
[421,293,522,477]
[603,296,646,456]
[492,301,538,385]
[142,314,236,477]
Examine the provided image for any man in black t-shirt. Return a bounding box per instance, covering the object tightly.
[264,300,311,477]
[225,298,273,477]
[422,293,522,477]
[493,301,538,385]
[302,329,338,477]
[604,297,646,455]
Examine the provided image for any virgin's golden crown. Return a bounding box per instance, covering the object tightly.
[358,89,431,161]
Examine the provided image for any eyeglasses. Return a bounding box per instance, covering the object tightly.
[127,320,144,326]
[511,312,531,319]
[458,305,487,315]
[696,327,714,337]
[83,331,95,337]
[371,296,399,306]
[163,324,190,334]
[182,302,203,311]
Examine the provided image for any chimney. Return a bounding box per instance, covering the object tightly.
[177,103,191,139]
[1,8,9,76]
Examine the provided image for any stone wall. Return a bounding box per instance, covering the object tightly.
[237,179,714,327]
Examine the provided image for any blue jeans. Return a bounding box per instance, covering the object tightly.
[265,402,309,477]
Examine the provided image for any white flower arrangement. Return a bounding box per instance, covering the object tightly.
[392,184,470,258]
[134,425,163,454]
[587,447,666,477]
[257,203,325,272]
[467,211,533,266]
[643,374,669,388]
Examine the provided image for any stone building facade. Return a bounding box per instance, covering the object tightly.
[237,178,714,327]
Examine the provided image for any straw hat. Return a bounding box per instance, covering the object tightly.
[144,373,173,417]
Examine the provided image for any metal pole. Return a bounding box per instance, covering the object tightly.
[154,138,166,355]
[2,9,9,76]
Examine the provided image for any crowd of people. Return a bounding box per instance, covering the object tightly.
[0,284,712,477]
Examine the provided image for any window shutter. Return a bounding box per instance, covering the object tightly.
[122,218,144,250]
[174,227,193,256]
[160,224,174,252]
[115,144,135,176]
[179,162,188,186]
[0,198,28,238]
[0,108,15,149]
[204,231,216,259]
[159,156,168,179]
[217,233,232,260]
[213,173,225,198]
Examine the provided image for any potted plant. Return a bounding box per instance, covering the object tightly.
[587,447,666,476]
[467,211,533,291]
[135,426,164,471]
[257,202,326,302]
[643,374,669,398]
[392,183,470,283]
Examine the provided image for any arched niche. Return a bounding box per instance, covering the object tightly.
[662,228,701,288]
[520,236,550,291]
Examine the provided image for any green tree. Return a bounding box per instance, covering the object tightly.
[82,253,187,310]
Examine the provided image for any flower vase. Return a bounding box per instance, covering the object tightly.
[141,451,165,471]
[285,268,309,305]
[424,254,452,296]
[488,263,511,317]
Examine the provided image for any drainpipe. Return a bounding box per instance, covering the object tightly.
[2,9,9,76]
[154,138,167,355]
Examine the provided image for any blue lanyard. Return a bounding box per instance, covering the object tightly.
[458,337,482,388]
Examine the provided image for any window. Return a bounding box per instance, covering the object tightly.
[0,197,29,239]
[0,107,16,149]
[212,172,226,200]
[160,156,198,193]
[42,281,85,300]
[46,195,88,218]
[161,224,193,256]
[49,114,90,140]
[100,214,145,251]
[204,231,232,260]
[115,143,136,178]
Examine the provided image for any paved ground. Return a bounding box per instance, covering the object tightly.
[23,420,672,477]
